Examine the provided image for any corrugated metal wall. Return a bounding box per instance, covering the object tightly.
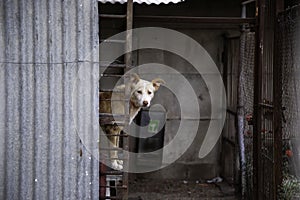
[0,0,99,199]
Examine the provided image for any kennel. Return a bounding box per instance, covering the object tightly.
[132,109,166,169]
[98,0,255,199]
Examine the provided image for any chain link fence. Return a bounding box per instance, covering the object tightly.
[277,5,300,199]
[239,3,300,199]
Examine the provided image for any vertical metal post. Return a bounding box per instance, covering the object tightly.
[237,39,246,199]
[242,4,247,19]
[253,0,265,199]
[239,4,250,198]
[273,0,284,199]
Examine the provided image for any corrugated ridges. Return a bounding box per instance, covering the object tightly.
[0,0,99,199]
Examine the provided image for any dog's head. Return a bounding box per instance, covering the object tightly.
[129,73,165,108]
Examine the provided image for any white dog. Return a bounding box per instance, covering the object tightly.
[100,73,165,170]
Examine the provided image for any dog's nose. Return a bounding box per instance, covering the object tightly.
[143,101,148,106]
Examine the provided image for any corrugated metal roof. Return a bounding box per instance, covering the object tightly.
[0,0,99,199]
[99,0,185,4]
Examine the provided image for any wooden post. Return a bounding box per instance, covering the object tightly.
[123,0,133,199]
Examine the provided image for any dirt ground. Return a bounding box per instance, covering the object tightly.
[128,178,239,200]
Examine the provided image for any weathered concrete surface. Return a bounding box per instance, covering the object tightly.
[134,29,237,179]
[128,179,238,200]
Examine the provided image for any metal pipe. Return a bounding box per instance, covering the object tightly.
[237,109,246,198]
[242,5,247,19]
[238,33,247,199]
[238,3,251,197]
[242,0,256,5]
[134,16,255,25]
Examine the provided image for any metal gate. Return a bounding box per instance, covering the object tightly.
[253,0,277,198]
[253,0,284,199]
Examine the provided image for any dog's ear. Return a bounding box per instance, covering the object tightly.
[130,73,140,84]
[152,78,165,91]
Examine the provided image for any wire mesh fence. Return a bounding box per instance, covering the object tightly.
[277,4,300,199]
[239,4,300,199]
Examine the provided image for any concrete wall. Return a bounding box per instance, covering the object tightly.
[135,29,236,180]
[132,1,242,180]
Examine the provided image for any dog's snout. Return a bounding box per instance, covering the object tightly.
[143,101,149,106]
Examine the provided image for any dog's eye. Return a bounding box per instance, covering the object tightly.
[148,91,152,95]
[137,90,142,94]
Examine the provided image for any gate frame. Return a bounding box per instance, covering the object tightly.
[253,0,284,199]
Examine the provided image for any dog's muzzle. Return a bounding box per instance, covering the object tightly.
[143,100,149,107]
